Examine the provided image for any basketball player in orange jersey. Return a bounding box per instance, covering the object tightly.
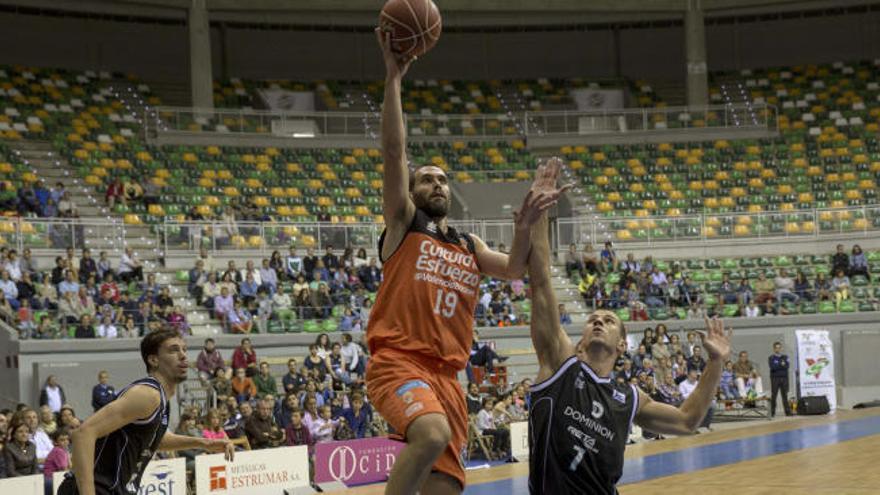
[525,163,731,493]
[368,28,570,495]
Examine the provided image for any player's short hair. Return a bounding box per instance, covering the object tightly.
[408,164,443,191]
[140,328,182,373]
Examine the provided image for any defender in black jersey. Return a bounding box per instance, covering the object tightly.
[62,328,234,495]
[525,158,731,494]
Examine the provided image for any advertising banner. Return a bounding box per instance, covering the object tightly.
[795,329,837,411]
[510,421,529,461]
[314,436,405,486]
[195,446,310,495]
[0,474,42,495]
[53,458,186,495]
[258,89,315,112]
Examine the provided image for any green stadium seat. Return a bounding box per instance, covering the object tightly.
[858,301,875,312]
[839,300,856,313]
[302,320,321,333]
[322,319,338,332]
[722,304,739,318]
[800,301,817,314]
[852,275,869,287]
[616,308,631,322]
[818,301,836,313]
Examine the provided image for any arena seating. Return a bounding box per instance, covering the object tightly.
[570,60,880,234]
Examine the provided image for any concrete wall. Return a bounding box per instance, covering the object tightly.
[0,9,877,84]
[4,311,879,418]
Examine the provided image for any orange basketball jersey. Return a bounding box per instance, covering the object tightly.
[367,209,481,369]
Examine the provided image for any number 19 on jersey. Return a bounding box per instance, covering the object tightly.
[433,289,458,318]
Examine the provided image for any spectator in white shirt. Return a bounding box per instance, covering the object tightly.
[476,397,510,458]
[0,269,20,309]
[309,405,338,444]
[96,314,118,339]
[5,249,22,281]
[23,407,54,462]
[744,300,761,318]
[117,247,144,283]
[240,260,262,286]
[678,369,700,399]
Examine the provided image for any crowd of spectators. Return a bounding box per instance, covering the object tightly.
[0,245,174,340]
[6,180,79,219]
[188,245,382,333]
[569,242,873,320]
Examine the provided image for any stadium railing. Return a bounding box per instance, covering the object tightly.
[145,103,776,143]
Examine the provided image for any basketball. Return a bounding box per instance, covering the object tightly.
[379,0,442,58]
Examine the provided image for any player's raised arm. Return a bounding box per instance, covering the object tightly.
[634,317,732,435]
[476,157,572,280]
[527,177,576,382]
[70,385,161,495]
[377,27,416,260]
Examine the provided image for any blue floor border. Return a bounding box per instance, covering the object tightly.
[465,415,880,494]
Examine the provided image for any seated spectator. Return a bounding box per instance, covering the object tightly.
[831,269,850,309]
[284,409,313,451]
[197,338,225,382]
[96,314,118,339]
[105,177,124,207]
[117,247,144,284]
[228,300,254,334]
[167,306,190,336]
[239,272,259,305]
[309,405,339,444]
[57,191,77,217]
[718,274,738,305]
[174,413,204,469]
[687,346,706,373]
[599,241,617,273]
[719,361,739,400]
[564,243,584,278]
[814,272,832,301]
[74,314,95,339]
[96,251,113,281]
[762,299,778,316]
[476,397,509,459]
[259,258,278,295]
[232,338,257,375]
[211,368,233,403]
[850,244,869,280]
[794,271,812,301]
[58,406,79,431]
[189,260,208,303]
[245,398,284,449]
[831,243,849,276]
[558,303,572,325]
[774,269,799,304]
[341,392,371,439]
[123,178,143,204]
[202,409,229,441]
[0,269,19,310]
[358,258,382,292]
[214,287,234,330]
[311,283,333,319]
[4,419,37,476]
[744,299,761,317]
[753,272,775,305]
[231,368,257,404]
[43,428,70,492]
[733,351,762,398]
[304,345,329,382]
[252,362,277,399]
[466,382,483,415]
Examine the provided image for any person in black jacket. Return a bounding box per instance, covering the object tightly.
[768,341,792,417]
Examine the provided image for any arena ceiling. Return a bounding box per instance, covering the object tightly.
[0,0,876,27]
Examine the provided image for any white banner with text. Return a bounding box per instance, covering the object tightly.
[195,445,310,495]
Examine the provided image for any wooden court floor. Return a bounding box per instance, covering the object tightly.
[329,408,880,494]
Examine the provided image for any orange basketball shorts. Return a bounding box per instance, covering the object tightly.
[366,349,468,489]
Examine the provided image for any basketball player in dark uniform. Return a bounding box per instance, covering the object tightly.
[525,159,731,494]
[61,328,234,495]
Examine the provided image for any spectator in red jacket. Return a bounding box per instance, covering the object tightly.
[197,338,226,382]
[231,337,257,376]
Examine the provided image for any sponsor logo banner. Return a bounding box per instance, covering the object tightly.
[795,329,837,411]
[196,446,309,495]
[509,421,529,461]
[314,437,404,487]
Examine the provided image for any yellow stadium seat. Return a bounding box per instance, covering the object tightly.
[734,225,751,236]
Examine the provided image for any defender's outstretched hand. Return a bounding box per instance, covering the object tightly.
[376,27,415,81]
[699,317,732,361]
[514,157,573,228]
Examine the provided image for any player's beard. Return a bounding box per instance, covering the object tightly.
[415,194,450,218]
